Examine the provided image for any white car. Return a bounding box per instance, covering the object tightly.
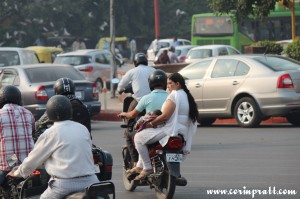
[185,44,241,63]
[154,45,197,64]
[147,38,191,65]
[54,49,116,91]
[0,47,40,67]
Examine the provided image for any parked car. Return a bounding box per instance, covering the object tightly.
[0,47,40,67]
[26,46,63,63]
[184,44,241,63]
[0,64,100,120]
[54,49,120,91]
[179,54,300,128]
[147,38,191,65]
[154,45,197,64]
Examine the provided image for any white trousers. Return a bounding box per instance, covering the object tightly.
[134,131,166,170]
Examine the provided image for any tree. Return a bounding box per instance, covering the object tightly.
[207,0,293,21]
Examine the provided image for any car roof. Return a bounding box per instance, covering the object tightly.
[0,47,35,52]
[58,49,110,56]
[158,38,190,42]
[175,45,197,49]
[191,44,236,50]
[0,63,70,69]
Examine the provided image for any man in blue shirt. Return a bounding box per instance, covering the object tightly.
[118,70,168,165]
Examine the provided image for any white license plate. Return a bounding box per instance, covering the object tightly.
[75,91,82,99]
[94,164,100,173]
[166,153,183,162]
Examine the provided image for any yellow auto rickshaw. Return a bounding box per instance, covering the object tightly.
[26,46,63,63]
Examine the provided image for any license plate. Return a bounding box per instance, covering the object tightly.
[94,164,100,173]
[166,153,183,162]
[75,91,83,99]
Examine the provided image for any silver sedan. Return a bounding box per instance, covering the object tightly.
[179,54,300,128]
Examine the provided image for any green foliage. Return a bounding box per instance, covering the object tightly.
[0,0,210,48]
[285,39,300,61]
[252,40,283,55]
[207,0,282,21]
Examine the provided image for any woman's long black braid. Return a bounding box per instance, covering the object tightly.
[168,73,199,123]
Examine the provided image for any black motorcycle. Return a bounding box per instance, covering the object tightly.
[120,87,187,199]
[0,120,114,199]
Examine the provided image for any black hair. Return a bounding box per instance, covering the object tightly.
[168,73,199,123]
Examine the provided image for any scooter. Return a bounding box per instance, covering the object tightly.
[119,86,187,199]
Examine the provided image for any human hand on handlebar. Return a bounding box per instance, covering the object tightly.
[117,112,127,119]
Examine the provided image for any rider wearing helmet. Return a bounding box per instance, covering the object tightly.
[35,77,91,137]
[118,69,169,165]
[0,85,35,185]
[117,52,156,111]
[9,95,99,199]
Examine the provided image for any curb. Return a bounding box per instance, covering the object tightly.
[92,109,289,124]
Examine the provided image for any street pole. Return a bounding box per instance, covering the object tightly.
[154,0,160,38]
[291,0,295,40]
[110,0,117,98]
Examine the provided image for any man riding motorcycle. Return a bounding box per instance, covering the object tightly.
[35,77,91,138]
[118,70,169,166]
[117,52,156,112]
[8,95,99,199]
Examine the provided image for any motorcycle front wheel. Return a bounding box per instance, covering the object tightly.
[122,147,137,191]
[155,171,176,199]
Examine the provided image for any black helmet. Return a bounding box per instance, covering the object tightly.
[0,85,22,108]
[148,69,167,91]
[46,95,72,122]
[54,77,75,95]
[134,53,148,67]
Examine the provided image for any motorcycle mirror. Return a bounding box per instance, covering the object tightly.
[111,78,120,84]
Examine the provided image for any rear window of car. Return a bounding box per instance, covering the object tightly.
[0,51,20,66]
[253,56,300,71]
[25,66,85,83]
[54,56,91,66]
[188,49,212,59]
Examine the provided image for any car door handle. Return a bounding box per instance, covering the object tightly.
[232,81,239,85]
[195,83,202,88]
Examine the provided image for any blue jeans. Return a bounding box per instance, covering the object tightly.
[0,170,9,186]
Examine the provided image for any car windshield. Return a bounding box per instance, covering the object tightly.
[25,66,85,83]
[54,56,91,66]
[253,56,300,71]
[189,49,212,59]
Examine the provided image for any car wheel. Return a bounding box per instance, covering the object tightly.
[197,118,216,126]
[286,113,300,126]
[95,79,103,93]
[234,97,262,128]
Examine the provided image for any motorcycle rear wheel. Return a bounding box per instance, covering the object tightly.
[155,171,176,199]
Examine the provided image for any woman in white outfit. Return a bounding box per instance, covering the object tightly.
[129,72,199,180]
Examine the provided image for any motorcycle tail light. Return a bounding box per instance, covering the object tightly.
[106,165,112,172]
[156,150,163,155]
[166,138,184,149]
[31,170,41,175]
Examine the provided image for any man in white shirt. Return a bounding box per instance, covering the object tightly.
[8,95,99,199]
[117,53,155,110]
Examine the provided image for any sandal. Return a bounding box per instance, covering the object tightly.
[126,167,142,181]
[134,169,154,180]
[126,167,142,175]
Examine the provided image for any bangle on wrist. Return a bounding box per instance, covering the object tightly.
[150,122,154,127]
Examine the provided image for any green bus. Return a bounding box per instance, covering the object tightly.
[191,4,300,52]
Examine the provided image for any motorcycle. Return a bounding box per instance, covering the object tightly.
[119,87,187,199]
[0,121,114,198]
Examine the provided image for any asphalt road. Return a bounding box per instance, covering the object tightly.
[90,121,300,199]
